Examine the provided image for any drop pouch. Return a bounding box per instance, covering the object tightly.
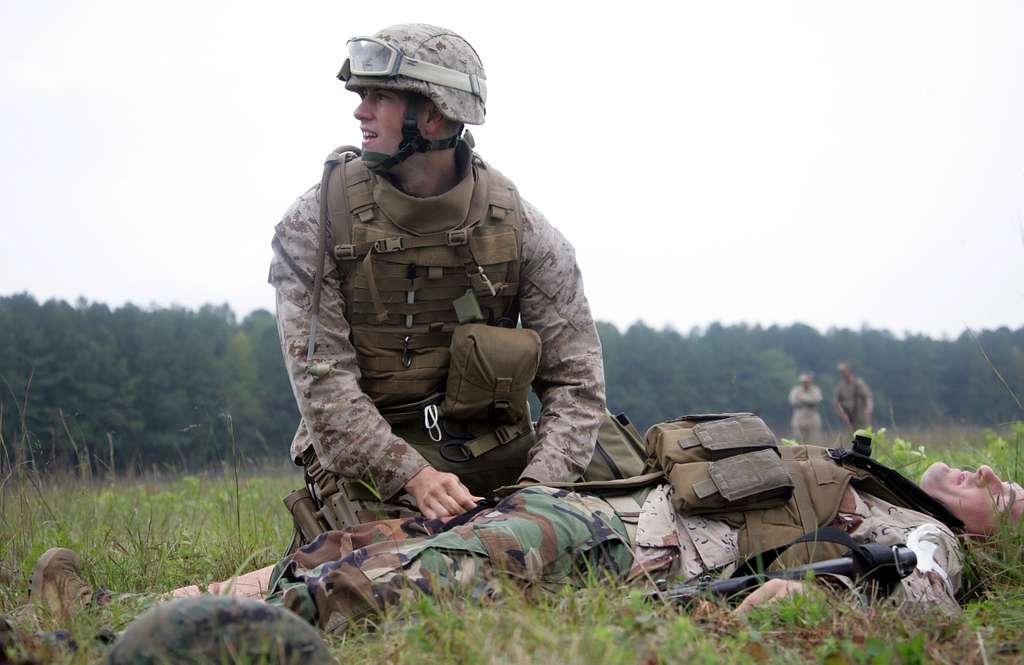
[442,323,541,424]
[670,449,795,515]
[645,413,778,474]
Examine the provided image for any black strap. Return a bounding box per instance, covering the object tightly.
[831,449,964,532]
[439,499,497,531]
[368,96,462,173]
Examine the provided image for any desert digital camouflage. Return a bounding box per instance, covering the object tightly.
[270,159,606,517]
[339,24,487,126]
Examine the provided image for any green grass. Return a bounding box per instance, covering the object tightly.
[1,425,1023,664]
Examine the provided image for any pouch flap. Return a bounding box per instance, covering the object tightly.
[708,449,793,502]
[468,227,518,266]
[693,415,778,451]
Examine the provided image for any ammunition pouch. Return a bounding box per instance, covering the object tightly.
[645,413,778,471]
[441,323,541,425]
[670,449,795,515]
[644,413,794,515]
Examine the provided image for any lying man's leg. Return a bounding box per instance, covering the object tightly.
[265,486,633,632]
[31,512,456,616]
[174,512,457,598]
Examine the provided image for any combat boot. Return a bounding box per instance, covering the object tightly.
[30,547,93,619]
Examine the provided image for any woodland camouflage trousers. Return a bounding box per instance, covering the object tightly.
[264,486,633,632]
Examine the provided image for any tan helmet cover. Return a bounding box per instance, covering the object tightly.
[340,23,487,125]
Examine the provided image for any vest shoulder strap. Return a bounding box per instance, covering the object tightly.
[834,449,964,532]
[325,154,369,266]
[472,156,522,228]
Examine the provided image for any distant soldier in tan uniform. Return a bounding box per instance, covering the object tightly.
[833,362,873,430]
[788,372,823,443]
[269,24,607,531]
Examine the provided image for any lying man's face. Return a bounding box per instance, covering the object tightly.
[921,462,1024,535]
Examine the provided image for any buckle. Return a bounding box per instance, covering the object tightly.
[374,237,404,253]
[827,447,849,462]
[333,244,356,260]
[447,229,468,246]
[494,424,516,445]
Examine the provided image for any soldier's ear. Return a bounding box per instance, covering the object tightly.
[422,102,448,136]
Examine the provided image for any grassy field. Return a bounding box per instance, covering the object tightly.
[1,425,1022,664]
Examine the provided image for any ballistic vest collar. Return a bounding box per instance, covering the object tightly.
[373,163,476,234]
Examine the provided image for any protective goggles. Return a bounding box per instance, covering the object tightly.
[339,37,487,101]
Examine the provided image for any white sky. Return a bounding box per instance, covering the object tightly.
[2,0,1022,337]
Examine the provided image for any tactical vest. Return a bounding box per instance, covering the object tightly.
[512,415,963,570]
[645,415,962,566]
[326,153,523,409]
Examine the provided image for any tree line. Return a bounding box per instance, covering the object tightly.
[1,293,1021,473]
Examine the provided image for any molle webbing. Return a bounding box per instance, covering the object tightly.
[325,156,524,407]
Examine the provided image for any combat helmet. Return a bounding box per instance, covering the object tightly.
[338,23,487,171]
[105,597,331,665]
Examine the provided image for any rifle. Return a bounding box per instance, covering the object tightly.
[654,539,917,605]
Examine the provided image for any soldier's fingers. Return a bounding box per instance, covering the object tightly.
[449,483,480,511]
[437,475,479,511]
[735,586,772,616]
[736,580,804,616]
[419,497,446,520]
[433,491,465,517]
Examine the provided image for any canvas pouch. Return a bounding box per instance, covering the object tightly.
[441,323,541,424]
[644,413,793,515]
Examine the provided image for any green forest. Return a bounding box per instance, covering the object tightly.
[1,292,1022,473]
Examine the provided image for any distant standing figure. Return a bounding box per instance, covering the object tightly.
[788,372,822,443]
[833,362,873,430]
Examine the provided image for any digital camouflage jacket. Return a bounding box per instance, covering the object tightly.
[269,164,606,500]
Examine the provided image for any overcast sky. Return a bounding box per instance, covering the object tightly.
[2,0,1022,338]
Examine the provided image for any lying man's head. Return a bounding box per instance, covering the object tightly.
[921,462,1024,535]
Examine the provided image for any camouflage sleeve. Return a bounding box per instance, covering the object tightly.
[516,199,606,483]
[269,185,429,500]
[887,524,962,615]
[848,493,963,615]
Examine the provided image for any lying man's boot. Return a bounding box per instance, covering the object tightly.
[30,548,93,619]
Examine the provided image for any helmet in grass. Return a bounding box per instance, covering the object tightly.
[106,596,330,665]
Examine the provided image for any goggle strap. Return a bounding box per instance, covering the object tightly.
[343,37,487,101]
[398,58,487,100]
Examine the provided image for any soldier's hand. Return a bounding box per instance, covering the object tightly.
[734,579,808,616]
[405,467,483,519]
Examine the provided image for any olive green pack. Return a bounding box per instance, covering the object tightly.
[582,411,653,481]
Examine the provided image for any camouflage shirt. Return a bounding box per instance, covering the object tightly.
[268,164,606,500]
[630,484,962,613]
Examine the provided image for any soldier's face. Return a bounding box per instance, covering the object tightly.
[353,88,407,154]
[921,462,1024,535]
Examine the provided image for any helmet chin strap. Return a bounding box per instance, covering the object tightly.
[362,95,462,173]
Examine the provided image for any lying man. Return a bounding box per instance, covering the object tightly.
[30,436,1023,633]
